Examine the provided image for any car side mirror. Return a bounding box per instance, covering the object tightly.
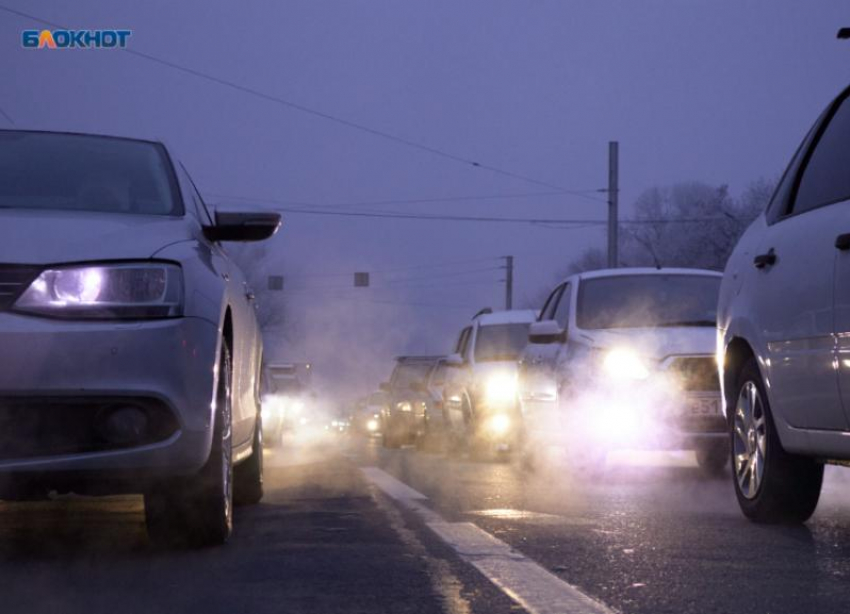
[444,353,465,367]
[379,382,391,392]
[203,211,281,242]
[528,320,566,344]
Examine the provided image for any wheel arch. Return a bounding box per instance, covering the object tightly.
[723,336,756,413]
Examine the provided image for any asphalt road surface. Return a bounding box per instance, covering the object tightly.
[3,434,850,614]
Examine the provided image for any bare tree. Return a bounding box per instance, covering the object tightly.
[621,180,771,271]
[531,178,776,303]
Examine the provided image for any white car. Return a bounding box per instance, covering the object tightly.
[0,130,280,545]
[519,268,727,474]
[442,309,537,457]
[718,84,850,523]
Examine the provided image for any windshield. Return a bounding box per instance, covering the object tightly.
[474,323,531,362]
[576,274,721,330]
[429,363,448,386]
[0,131,181,216]
[391,362,432,387]
[268,376,303,395]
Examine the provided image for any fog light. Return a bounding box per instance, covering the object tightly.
[487,414,511,436]
[101,406,148,445]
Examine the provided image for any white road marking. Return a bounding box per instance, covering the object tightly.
[361,467,615,614]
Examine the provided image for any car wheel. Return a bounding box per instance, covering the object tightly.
[382,428,400,449]
[731,357,823,524]
[145,342,235,547]
[445,431,462,458]
[695,442,729,477]
[469,436,491,462]
[416,412,441,452]
[234,413,264,506]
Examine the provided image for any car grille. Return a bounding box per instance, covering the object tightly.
[667,356,720,391]
[0,265,40,310]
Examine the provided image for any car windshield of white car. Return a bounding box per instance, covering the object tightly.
[270,376,303,395]
[474,323,531,362]
[0,131,181,216]
[392,363,432,388]
[577,275,721,330]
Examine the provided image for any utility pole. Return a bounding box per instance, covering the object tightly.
[607,141,619,268]
[504,255,514,310]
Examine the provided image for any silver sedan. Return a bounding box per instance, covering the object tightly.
[0,130,280,546]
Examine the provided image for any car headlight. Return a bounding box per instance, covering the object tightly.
[14,262,183,319]
[396,401,412,412]
[602,348,650,381]
[484,373,518,405]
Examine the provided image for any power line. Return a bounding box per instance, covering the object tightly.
[230,201,737,227]
[0,104,14,126]
[280,256,503,279]
[0,4,603,199]
[285,278,502,293]
[246,202,604,226]
[283,267,502,291]
[212,189,606,210]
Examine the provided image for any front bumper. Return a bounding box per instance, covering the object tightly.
[523,386,726,451]
[0,312,219,488]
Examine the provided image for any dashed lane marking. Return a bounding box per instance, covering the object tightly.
[361,467,616,614]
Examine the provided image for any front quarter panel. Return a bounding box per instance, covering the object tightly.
[153,240,227,326]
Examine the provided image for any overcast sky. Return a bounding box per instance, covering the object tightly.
[2,1,849,397]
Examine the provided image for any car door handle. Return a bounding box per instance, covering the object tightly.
[245,291,255,301]
[836,233,850,251]
[753,249,776,269]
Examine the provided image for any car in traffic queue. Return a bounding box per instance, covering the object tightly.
[442,309,537,458]
[0,129,280,546]
[519,268,727,475]
[379,355,441,448]
[261,363,310,447]
[350,391,388,437]
[719,82,850,524]
[410,357,454,451]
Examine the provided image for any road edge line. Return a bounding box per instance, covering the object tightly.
[360,466,617,614]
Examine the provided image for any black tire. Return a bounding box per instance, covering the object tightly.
[415,412,442,452]
[145,343,234,547]
[469,436,491,462]
[382,428,400,449]
[731,357,823,524]
[234,413,264,506]
[445,431,463,458]
[695,442,729,477]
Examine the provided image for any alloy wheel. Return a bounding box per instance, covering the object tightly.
[733,381,767,499]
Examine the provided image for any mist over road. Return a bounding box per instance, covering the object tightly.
[4,436,850,614]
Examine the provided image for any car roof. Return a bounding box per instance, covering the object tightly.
[475,309,537,325]
[571,267,722,284]
[394,355,442,363]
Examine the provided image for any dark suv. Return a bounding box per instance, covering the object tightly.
[380,356,441,449]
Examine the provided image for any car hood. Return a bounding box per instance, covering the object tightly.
[0,210,194,264]
[473,360,520,381]
[577,326,716,360]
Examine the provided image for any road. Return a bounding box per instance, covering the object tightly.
[3,435,850,614]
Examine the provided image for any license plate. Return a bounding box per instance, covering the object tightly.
[687,397,721,416]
